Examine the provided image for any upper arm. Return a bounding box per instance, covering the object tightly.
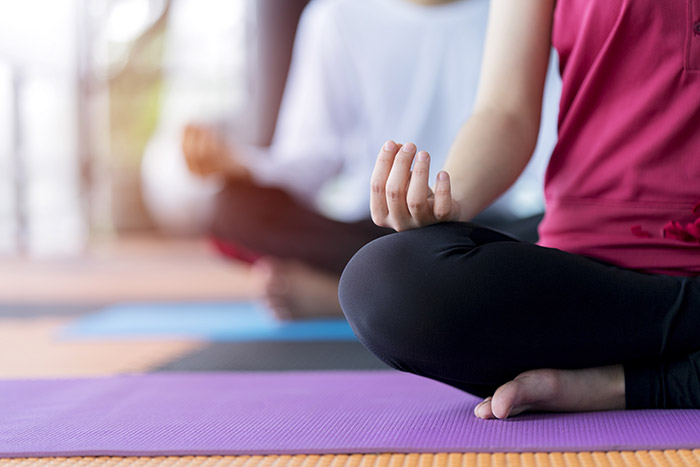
[473,0,555,136]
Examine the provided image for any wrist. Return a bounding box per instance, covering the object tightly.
[223,159,252,183]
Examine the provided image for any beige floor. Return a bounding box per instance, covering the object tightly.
[0,233,252,378]
[0,316,203,378]
[0,234,256,303]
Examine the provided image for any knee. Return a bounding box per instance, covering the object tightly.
[339,226,471,367]
[339,224,517,378]
[339,232,413,350]
[210,181,280,240]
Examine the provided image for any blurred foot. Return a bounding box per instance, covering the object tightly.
[251,257,343,320]
[474,365,625,419]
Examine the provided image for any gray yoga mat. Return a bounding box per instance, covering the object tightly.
[0,303,103,318]
[155,341,390,372]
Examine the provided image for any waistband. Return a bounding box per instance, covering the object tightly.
[538,197,700,276]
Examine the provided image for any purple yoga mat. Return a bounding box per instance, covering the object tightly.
[1,371,699,458]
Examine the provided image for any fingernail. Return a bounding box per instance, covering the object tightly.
[402,143,416,153]
[417,151,429,161]
[384,140,396,151]
[475,397,490,409]
[438,171,448,181]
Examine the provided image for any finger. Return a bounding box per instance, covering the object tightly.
[199,131,217,175]
[370,140,400,226]
[182,126,195,170]
[385,142,417,229]
[433,171,454,221]
[184,125,203,157]
[182,125,191,154]
[191,128,208,175]
[208,132,229,175]
[184,128,204,174]
[406,151,432,224]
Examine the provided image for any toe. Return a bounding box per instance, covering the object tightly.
[257,262,290,296]
[491,370,561,418]
[490,381,520,419]
[263,297,292,320]
[251,258,275,291]
[474,397,496,419]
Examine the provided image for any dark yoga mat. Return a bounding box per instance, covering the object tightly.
[2,371,700,458]
[0,303,103,318]
[155,341,389,372]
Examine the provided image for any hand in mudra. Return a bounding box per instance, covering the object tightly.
[370,140,461,231]
[181,124,250,180]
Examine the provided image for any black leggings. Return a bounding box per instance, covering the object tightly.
[338,222,700,409]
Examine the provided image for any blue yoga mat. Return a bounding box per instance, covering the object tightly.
[60,302,357,341]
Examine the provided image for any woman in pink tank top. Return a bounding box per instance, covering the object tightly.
[339,0,700,418]
[541,0,700,276]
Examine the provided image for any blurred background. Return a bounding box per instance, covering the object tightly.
[0,0,559,375]
[0,0,306,258]
[0,0,557,263]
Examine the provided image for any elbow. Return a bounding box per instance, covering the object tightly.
[473,106,540,157]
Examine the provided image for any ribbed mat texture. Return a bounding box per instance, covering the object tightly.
[2,372,700,458]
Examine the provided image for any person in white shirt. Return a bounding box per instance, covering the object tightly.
[182,0,560,319]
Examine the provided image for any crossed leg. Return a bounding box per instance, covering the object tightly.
[339,222,700,416]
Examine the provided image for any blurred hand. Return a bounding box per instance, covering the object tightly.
[370,140,461,232]
[181,124,250,180]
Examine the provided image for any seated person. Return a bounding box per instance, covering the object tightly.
[182,0,559,319]
[339,0,700,418]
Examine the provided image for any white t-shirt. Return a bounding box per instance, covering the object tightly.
[239,0,561,222]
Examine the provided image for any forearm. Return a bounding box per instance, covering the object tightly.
[443,108,539,221]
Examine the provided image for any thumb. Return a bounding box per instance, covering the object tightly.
[433,171,455,221]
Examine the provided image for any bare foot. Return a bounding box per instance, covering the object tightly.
[474,365,625,419]
[250,257,343,320]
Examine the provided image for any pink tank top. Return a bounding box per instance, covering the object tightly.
[538,0,700,276]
